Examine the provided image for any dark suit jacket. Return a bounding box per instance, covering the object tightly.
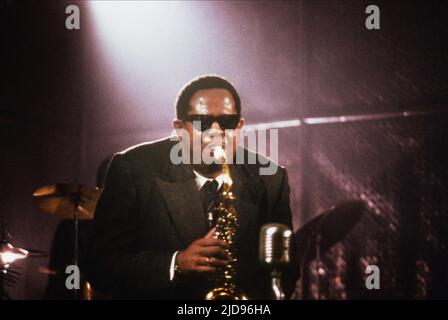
[87,137,296,299]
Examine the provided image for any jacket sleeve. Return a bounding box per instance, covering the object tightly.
[87,154,173,297]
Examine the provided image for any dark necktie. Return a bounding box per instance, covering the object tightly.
[199,180,219,226]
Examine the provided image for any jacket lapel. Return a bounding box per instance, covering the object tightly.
[155,163,209,247]
[155,161,266,247]
[229,165,265,236]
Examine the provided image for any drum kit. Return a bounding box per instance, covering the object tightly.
[0,183,100,300]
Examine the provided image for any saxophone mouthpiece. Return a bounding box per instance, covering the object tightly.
[213,146,226,163]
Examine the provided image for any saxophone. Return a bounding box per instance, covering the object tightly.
[205,147,248,300]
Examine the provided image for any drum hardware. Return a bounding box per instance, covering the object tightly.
[0,229,47,300]
[33,183,100,299]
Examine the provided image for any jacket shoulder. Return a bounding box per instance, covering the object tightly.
[240,147,287,180]
[115,136,176,161]
[109,136,178,177]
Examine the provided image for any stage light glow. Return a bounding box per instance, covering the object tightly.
[89,1,194,59]
[86,1,303,136]
[87,0,219,129]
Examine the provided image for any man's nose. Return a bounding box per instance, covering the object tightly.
[210,121,223,131]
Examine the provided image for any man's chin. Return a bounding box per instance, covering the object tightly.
[195,163,221,174]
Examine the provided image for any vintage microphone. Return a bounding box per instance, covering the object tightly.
[259,223,292,300]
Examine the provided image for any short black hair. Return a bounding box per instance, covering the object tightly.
[175,75,241,120]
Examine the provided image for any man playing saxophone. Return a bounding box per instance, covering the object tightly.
[88,75,297,299]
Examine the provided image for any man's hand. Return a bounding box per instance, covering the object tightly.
[176,228,230,275]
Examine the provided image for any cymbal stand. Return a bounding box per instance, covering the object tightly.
[70,187,81,299]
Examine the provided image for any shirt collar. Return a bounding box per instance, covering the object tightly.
[192,170,225,190]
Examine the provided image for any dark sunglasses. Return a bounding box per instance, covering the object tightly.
[183,114,240,131]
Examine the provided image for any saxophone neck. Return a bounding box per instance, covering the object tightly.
[213,146,232,191]
[221,162,233,192]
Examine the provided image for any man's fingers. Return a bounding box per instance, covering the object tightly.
[207,258,229,267]
[197,256,228,268]
[199,246,230,259]
[195,265,216,273]
[198,237,228,248]
[204,227,216,239]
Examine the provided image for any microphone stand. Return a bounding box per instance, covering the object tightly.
[270,269,285,300]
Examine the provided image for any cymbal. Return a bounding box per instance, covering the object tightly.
[294,200,365,264]
[0,242,48,264]
[33,183,100,220]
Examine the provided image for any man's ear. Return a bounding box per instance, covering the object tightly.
[173,119,184,129]
[237,117,245,129]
